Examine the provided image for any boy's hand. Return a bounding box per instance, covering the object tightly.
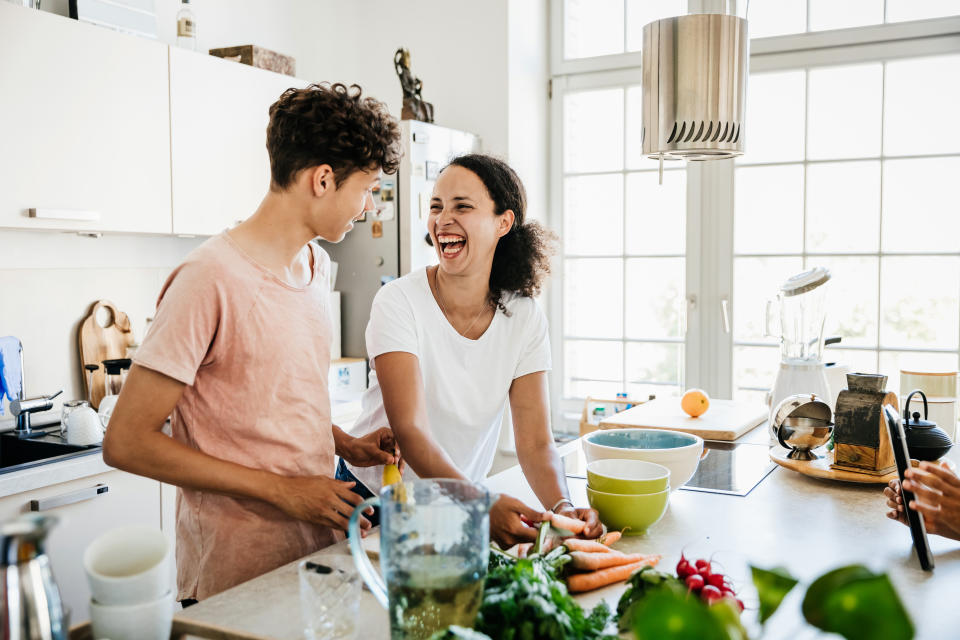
[341,427,400,467]
[272,475,372,532]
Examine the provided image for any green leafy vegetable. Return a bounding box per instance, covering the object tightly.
[628,588,746,640]
[802,565,914,640]
[475,556,616,640]
[749,565,799,624]
[616,566,684,631]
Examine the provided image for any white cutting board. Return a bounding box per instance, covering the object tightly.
[598,398,767,441]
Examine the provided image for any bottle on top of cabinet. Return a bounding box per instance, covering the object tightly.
[176,0,198,51]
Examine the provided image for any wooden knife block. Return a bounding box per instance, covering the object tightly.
[832,374,898,476]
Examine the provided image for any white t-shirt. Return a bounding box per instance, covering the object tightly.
[345,268,552,493]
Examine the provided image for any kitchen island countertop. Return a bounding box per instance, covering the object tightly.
[177,438,960,639]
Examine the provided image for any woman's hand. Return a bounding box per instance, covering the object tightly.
[557,505,603,539]
[885,460,960,541]
[490,494,547,547]
[339,427,400,468]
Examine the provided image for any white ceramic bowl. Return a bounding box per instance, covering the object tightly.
[83,525,171,606]
[583,428,704,490]
[90,590,174,640]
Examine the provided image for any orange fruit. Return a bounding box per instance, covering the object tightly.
[681,389,710,418]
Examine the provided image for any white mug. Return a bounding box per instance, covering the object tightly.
[83,525,171,606]
[90,590,174,640]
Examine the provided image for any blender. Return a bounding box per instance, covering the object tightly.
[766,267,832,430]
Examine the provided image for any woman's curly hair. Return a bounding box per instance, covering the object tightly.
[445,154,556,314]
[267,83,401,189]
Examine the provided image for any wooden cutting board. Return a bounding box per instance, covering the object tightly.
[598,398,767,441]
[70,618,273,640]
[77,299,135,410]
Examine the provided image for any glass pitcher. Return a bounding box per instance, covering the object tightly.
[348,479,492,640]
[765,267,831,363]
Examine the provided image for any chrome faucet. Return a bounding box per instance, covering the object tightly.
[6,342,62,438]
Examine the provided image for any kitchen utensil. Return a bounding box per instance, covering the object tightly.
[833,373,898,475]
[1,514,68,640]
[61,400,94,436]
[64,406,103,446]
[83,525,171,606]
[770,394,833,460]
[102,358,131,396]
[770,448,898,484]
[586,486,670,535]
[89,590,173,640]
[599,397,766,441]
[901,390,953,461]
[582,428,704,490]
[298,556,360,640]
[78,300,136,410]
[765,268,833,432]
[586,459,670,495]
[348,479,491,640]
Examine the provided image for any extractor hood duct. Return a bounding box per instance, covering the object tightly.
[642,5,749,173]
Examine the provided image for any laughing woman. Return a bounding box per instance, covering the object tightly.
[338,153,602,545]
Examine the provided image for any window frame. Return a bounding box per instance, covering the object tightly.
[549,0,960,432]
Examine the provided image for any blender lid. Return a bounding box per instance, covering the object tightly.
[781,267,831,297]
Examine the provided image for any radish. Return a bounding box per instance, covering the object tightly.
[695,558,711,572]
[685,574,705,592]
[707,573,726,589]
[736,598,745,612]
[701,585,723,604]
[676,554,696,579]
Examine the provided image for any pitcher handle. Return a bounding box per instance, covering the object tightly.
[347,497,388,609]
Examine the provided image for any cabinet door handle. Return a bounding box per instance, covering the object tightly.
[30,484,109,512]
[28,208,101,222]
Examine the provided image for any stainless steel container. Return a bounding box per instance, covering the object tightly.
[1,515,67,640]
[772,394,834,461]
[641,13,749,161]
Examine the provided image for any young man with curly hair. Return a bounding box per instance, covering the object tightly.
[104,83,402,603]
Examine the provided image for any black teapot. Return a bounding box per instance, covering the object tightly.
[902,390,953,461]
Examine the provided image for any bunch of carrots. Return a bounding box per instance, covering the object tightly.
[505,511,661,594]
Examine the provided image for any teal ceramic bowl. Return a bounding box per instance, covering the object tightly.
[586,486,670,535]
[582,428,704,490]
[586,459,670,494]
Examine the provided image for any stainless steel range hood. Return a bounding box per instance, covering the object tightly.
[642,5,749,173]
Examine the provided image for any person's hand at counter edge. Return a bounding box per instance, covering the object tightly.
[885,460,960,542]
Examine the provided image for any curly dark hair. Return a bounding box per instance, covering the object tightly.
[444,154,556,314]
[266,83,401,189]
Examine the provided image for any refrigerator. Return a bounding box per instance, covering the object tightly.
[319,120,481,358]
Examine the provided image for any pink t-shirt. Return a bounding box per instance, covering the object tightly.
[134,232,337,601]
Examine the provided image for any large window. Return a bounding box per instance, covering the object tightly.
[733,54,960,404]
[551,0,960,429]
[561,83,687,400]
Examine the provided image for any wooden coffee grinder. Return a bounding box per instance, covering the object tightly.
[832,373,898,475]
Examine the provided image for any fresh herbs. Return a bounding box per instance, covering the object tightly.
[475,552,616,640]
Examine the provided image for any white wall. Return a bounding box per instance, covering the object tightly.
[4,0,551,426]
[0,231,203,424]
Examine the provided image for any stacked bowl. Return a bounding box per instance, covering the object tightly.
[582,428,706,535]
[83,525,174,640]
[585,459,671,535]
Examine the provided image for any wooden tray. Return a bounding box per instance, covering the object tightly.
[771,449,957,484]
[770,448,897,484]
[70,618,272,640]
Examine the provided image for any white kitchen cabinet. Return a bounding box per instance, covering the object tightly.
[169,47,306,236]
[0,3,172,234]
[0,469,161,623]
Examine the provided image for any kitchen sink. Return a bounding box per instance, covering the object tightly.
[0,431,100,473]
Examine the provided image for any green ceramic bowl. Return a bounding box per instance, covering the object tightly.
[586,486,670,535]
[587,459,670,494]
